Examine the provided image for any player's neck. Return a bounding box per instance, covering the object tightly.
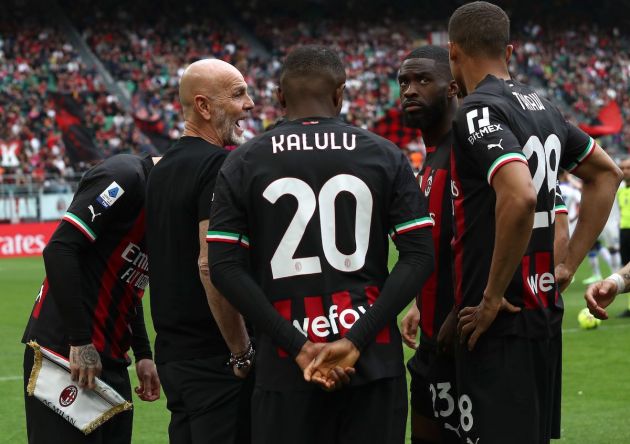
[463,59,510,94]
[285,102,338,121]
[182,120,224,147]
[421,100,457,146]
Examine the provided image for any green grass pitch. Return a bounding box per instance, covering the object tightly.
[1,254,629,443]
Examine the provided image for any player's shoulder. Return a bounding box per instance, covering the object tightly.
[165,136,227,163]
[83,154,146,186]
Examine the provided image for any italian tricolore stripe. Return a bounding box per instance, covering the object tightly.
[486,152,528,185]
[389,217,433,239]
[206,231,250,248]
[63,212,97,242]
[567,137,595,172]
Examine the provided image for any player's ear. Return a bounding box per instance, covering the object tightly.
[194,94,212,121]
[447,79,459,99]
[505,44,514,64]
[448,41,457,62]
[275,86,287,109]
[333,83,345,113]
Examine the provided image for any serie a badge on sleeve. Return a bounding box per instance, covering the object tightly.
[26,341,132,434]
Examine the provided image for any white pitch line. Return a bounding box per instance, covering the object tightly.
[0,376,21,382]
[563,323,630,334]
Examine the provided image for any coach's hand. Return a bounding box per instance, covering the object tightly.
[584,279,618,320]
[304,339,358,391]
[555,263,575,293]
[401,304,420,349]
[458,296,520,351]
[135,359,161,402]
[69,343,102,390]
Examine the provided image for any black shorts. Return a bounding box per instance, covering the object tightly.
[251,376,407,444]
[455,334,562,444]
[158,355,253,444]
[407,347,460,443]
[23,346,133,444]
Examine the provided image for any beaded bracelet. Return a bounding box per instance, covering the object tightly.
[227,341,255,369]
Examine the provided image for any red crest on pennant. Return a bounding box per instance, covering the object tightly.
[59,385,78,407]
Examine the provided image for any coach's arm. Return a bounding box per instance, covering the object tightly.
[198,219,251,378]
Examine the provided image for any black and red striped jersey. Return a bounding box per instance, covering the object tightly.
[23,154,153,363]
[451,75,595,338]
[208,117,432,389]
[417,132,454,349]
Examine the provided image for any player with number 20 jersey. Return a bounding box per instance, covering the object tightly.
[208,46,434,444]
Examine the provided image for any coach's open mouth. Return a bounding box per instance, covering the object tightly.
[234,119,244,135]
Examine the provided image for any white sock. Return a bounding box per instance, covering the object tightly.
[599,247,613,272]
[612,251,622,271]
[588,254,601,277]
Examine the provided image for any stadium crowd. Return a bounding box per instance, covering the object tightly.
[1,3,629,181]
[0,20,155,185]
[513,23,630,147]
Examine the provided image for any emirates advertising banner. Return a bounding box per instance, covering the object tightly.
[0,222,58,258]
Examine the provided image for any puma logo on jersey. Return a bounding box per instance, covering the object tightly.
[88,205,102,222]
[487,139,504,150]
[444,423,462,438]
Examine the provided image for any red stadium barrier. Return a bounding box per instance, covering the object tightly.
[0,222,58,258]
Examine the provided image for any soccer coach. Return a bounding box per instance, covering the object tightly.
[146,59,254,444]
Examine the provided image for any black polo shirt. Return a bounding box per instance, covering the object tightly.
[146,136,228,363]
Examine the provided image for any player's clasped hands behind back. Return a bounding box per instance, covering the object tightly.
[299,339,359,391]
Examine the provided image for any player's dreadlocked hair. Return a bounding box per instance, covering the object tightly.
[448,1,510,58]
[280,45,346,86]
[403,45,452,80]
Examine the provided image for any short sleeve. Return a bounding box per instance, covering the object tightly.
[561,123,595,173]
[388,151,433,239]
[197,150,228,222]
[62,166,133,242]
[207,151,250,248]
[453,102,528,185]
[554,182,568,214]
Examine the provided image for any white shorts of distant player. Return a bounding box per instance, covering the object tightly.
[599,220,620,250]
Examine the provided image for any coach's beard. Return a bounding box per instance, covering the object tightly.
[216,108,247,146]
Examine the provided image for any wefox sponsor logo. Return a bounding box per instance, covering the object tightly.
[293,304,368,338]
[526,272,555,296]
[273,287,390,356]
[521,252,555,309]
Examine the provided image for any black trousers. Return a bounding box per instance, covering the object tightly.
[158,355,253,444]
[251,376,407,444]
[23,346,133,444]
[620,229,630,265]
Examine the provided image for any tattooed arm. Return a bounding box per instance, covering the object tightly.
[584,263,630,320]
[69,343,102,389]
